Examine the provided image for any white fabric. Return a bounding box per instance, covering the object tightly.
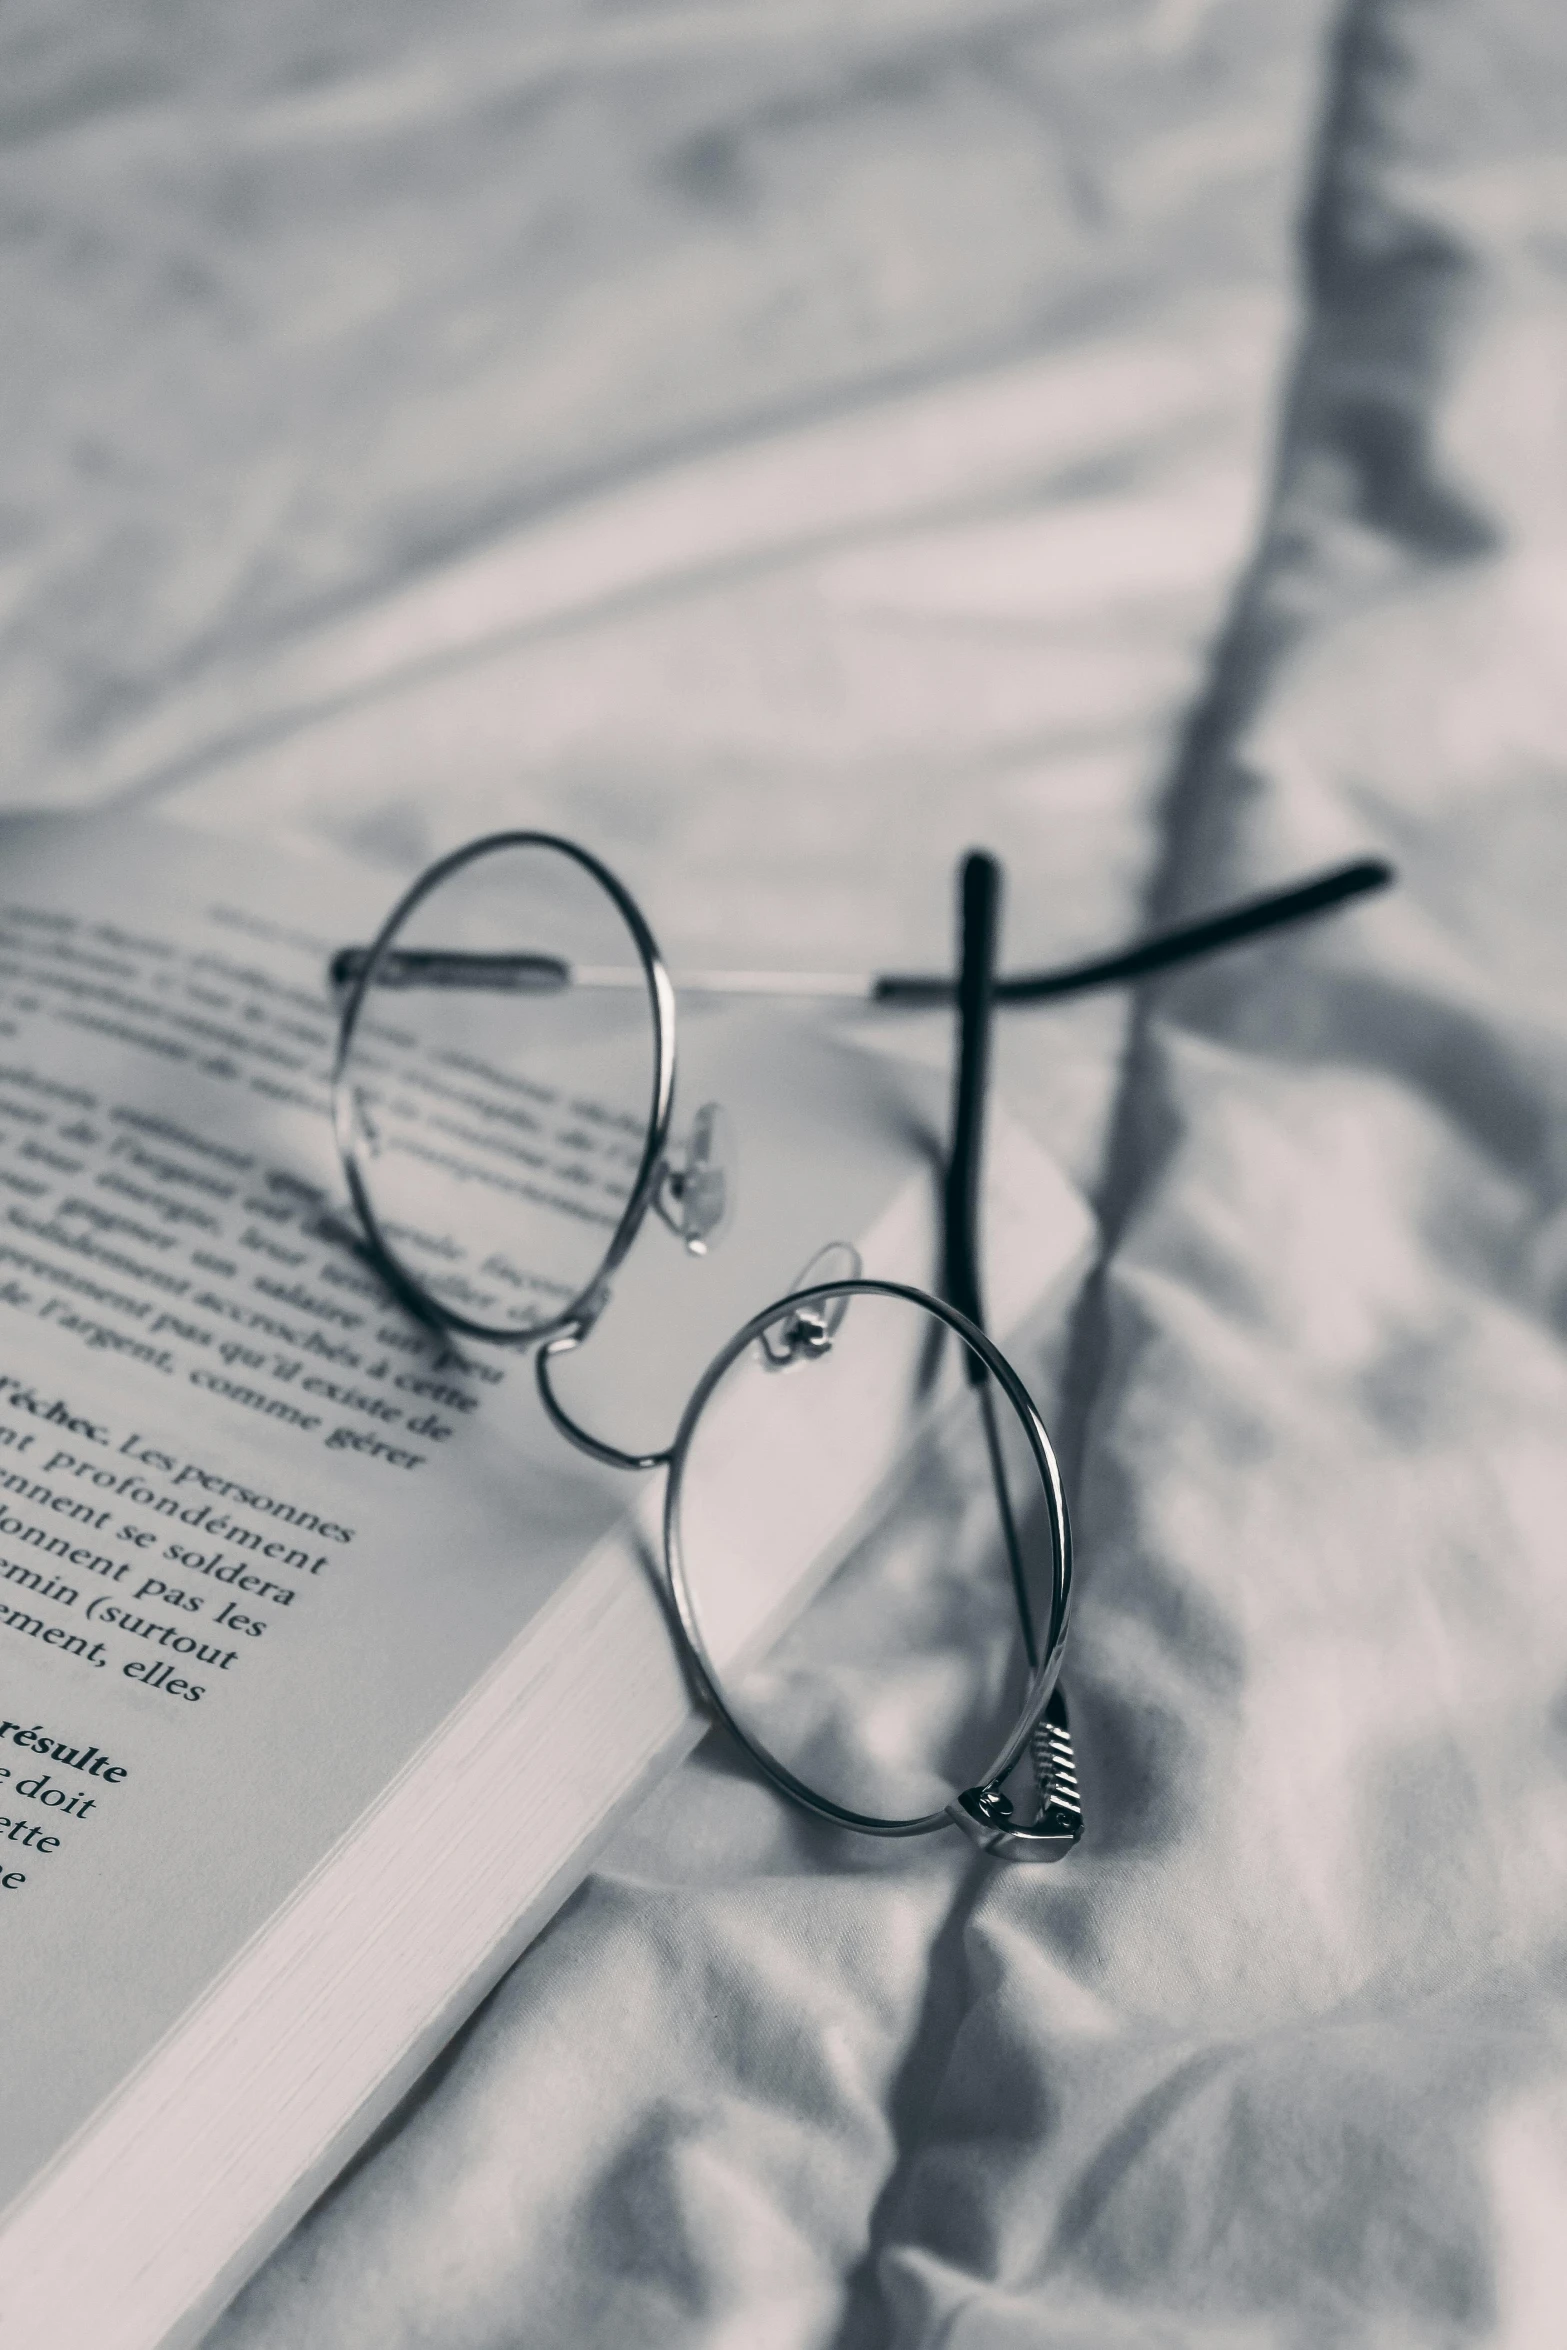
[5,1,1567,2341]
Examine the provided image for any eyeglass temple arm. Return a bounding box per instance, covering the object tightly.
[326,856,1391,1004]
[940,850,1084,1861]
[328,945,570,995]
[874,854,1392,1006]
[942,852,1042,1681]
[942,850,999,1347]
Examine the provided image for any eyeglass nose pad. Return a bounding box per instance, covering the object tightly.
[347,1086,381,1159]
[756,1241,862,1371]
[655,1100,735,1256]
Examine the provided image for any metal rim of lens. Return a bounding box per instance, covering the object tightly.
[331,829,677,1349]
[662,1277,1073,1840]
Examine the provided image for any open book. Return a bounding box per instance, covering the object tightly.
[0,814,1092,2350]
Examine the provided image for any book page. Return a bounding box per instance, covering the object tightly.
[0,814,971,2213]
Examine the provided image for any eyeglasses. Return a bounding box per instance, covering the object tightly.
[328,836,1390,1859]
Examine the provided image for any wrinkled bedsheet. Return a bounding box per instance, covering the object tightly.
[6,1,1567,2342]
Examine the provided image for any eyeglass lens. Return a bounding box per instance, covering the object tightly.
[669,1285,1059,1830]
[337,838,661,1340]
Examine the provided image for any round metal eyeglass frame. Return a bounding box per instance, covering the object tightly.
[327,826,1393,1859]
[331,831,677,1409]
[664,1275,1084,1857]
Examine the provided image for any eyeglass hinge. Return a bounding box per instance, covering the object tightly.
[947,1686,1083,1863]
